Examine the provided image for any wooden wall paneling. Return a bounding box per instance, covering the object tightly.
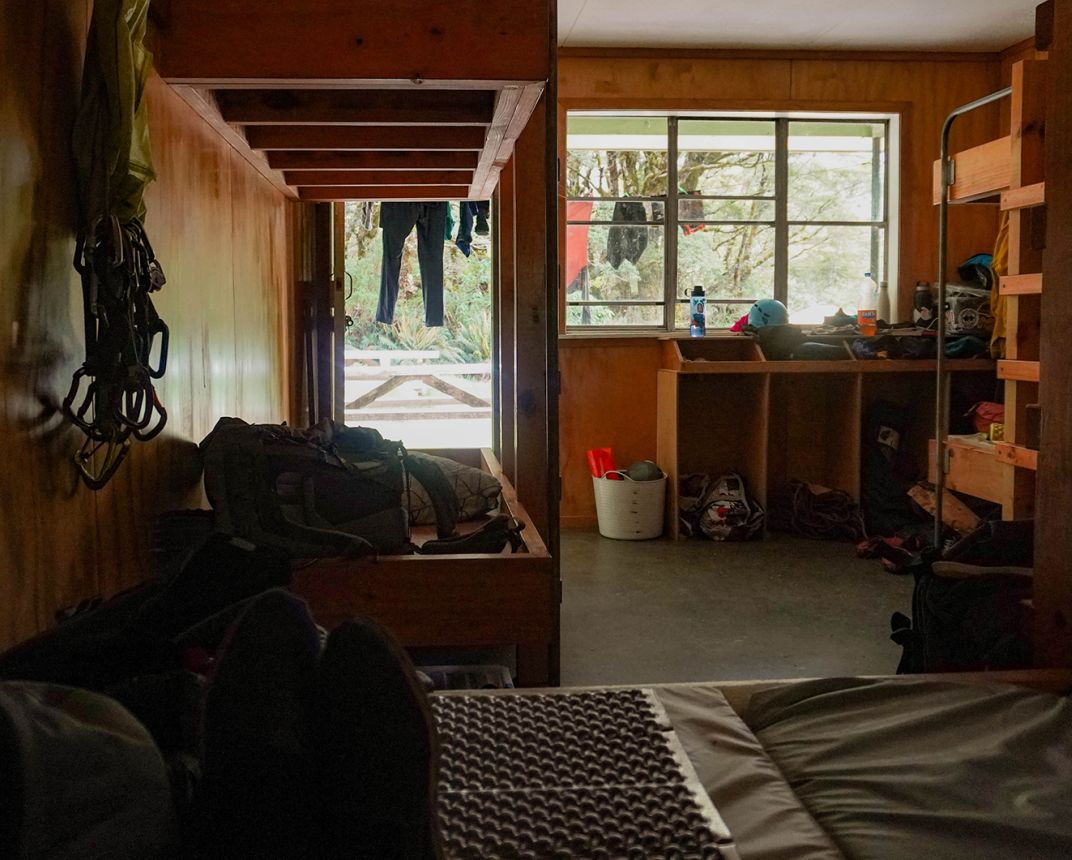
[0,14,296,646]
[510,98,551,538]
[559,340,663,527]
[0,0,99,643]
[1035,0,1072,667]
[494,159,517,483]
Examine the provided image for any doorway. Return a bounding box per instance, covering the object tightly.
[342,201,493,449]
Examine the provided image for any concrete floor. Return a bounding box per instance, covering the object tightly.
[560,529,913,686]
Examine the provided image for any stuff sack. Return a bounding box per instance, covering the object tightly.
[200,418,458,558]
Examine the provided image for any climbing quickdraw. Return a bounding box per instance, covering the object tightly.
[64,215,169,489]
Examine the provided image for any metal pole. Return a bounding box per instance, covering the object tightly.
[934,86,1011,548]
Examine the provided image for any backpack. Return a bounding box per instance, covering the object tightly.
[890,520,1034,673]
[200,418,459,558]
[679,472,764,541]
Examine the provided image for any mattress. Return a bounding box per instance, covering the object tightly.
[742,677,1072,860]
[435,676,1072,859]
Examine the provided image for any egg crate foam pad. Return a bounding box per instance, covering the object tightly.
[431,687,738,859]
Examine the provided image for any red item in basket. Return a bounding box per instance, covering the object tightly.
[586,448,622,479]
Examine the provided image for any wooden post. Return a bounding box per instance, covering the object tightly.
[511,99,551,541]
[1035,0,1072,666]
[312,202,335,423]
[496,158,517,484]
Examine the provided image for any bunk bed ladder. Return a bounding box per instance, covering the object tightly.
[934,86,1011,546]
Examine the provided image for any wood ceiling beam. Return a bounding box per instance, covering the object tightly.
[284,170,473,187]
[469,83,545,199]
[298,185,471,201]
[152,1,550,86]
[246,125,486,151]
[215,89,496,125]
[267,150,481,171]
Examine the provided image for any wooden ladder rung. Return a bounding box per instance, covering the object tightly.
[1001,181,1046,210]
[1000,273,1043,295]
[998,359,1041,382]
[996,442,1039,470]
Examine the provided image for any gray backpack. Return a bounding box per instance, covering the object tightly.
[200,418,458,558]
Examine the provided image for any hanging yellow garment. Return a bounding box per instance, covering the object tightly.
[72,0,155,226]
[989,212,1010,359]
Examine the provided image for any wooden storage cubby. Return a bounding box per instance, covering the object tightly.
[658,370,769,536]
[862,372,939,481]
[767,373,861,500]
[656,334,994,538]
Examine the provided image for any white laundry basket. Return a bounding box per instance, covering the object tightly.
[592,471,666,540]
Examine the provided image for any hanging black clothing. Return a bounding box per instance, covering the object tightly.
[377,202,446,327]
[606,202,648,269]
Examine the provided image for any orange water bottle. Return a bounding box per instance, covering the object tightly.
[857,272,879,336]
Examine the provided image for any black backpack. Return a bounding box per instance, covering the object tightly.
[200,418,459,558]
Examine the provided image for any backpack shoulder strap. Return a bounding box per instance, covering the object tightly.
[403,454,459,539]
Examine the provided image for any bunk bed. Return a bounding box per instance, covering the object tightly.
[149,1,561,685]
[930,57,1046,529]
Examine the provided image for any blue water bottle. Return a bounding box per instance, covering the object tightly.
[689,285,706,337]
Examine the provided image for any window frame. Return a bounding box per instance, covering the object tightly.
[564,111,897,334]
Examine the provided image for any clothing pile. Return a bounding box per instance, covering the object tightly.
[0,568,443,857]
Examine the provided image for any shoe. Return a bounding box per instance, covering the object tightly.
[314,617,443,859]
[200,589,321,857]
[474,213,489,236]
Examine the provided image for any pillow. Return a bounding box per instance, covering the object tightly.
[406,452,501,525]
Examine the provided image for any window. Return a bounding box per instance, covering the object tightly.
[565,113,896,330]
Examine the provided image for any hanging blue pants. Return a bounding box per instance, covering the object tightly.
[377,202,446,327]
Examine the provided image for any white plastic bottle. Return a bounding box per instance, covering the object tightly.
[857,272,879,336]
[877,280,891,324]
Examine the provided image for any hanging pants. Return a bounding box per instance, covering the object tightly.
[454,200,491,257]
[377,202,446,327]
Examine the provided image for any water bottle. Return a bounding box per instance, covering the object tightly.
[913,281,935,326]
[857,272,878,336]
[877,280,891,324]
[688,285,706,337]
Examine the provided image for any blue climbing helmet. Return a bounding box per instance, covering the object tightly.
[747,298,789,327]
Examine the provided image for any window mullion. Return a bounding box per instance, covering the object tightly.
[666,117,679,331]
[774,118,789,305]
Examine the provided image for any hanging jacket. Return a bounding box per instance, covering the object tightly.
[606,202,648,269]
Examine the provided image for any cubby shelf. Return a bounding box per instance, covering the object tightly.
[655,334,994,539]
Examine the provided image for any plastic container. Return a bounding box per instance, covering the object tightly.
[857,272,878,336]
[913,281,935,326]
[877,280,891,324]
[592,470,666,540]
[688,285,706,337]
